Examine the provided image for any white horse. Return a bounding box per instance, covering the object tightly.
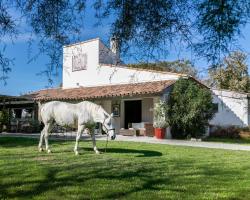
[38,101,116,155]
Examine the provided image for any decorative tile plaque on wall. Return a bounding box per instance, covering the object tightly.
[72,53,88,71]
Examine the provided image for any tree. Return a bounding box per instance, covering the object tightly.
[1,0,250,84]
[208,51,250,92]
[167,78,215,138]
[0,2,16,85]
[0,0,85,84]
[97,0,250,63]
[128,60,198,77]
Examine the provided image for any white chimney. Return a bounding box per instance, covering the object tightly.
[110,37,120,58]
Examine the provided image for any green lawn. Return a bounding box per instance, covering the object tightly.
[1,137,250,200]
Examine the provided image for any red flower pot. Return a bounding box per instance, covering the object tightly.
[154,128,166,139]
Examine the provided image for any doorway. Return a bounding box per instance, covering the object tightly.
[124,100,142,129]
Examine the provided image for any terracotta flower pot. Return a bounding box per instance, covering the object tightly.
[154,128,166,139]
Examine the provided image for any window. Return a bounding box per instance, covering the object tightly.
[72,53,88,71]
[212,103,219,113]
[112,104,120,117]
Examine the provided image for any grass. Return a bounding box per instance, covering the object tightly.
[1,137,250,200]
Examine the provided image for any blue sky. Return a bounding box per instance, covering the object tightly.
[1,5,250,96]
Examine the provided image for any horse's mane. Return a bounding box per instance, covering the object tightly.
[79,101,110,119]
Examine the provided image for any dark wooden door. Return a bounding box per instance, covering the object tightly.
[124,100,142,129]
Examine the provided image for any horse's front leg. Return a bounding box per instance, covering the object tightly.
[38,130,45,152]
[44,123,52,153]
[74,125,84,155]
[91,131,100,154]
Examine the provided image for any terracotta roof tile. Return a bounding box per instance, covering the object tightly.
[30,80,175,101]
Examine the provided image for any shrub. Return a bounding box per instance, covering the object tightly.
[167,78,215,139]
[210,126,240,139]
[240,126,250,132]
[239,129,250,139]
[0,109,10,132]
[19,119,42,133]
[29,119,42,132]
[210,126,250,139]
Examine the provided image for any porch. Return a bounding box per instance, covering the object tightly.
[93,96,160,137]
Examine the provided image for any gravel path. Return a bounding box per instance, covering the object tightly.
[1,132,250,151]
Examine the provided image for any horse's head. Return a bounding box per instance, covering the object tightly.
[102,113,116,140]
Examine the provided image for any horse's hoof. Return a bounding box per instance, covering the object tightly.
[47,149,51,154]
[75,151,79,156]
[95,150,100,154]
[39,148,43,152]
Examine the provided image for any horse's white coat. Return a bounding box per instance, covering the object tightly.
[38,101,115,155]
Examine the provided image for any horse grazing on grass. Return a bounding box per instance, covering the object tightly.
[38,101,116,155]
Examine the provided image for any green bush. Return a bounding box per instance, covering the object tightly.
[210,126,240,139]
[167,78,215,138]
[19,119,42,133]
[0,109,10,132]
[240,126,250,132]
[29,119,42,133]
[0,109,9,124]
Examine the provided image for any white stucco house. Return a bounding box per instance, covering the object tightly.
[27,38,250,138]
[210,89,250,128]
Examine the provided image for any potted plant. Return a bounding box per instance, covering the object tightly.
[153,100,168,139]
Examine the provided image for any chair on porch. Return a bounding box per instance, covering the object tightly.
[119,122,154,137]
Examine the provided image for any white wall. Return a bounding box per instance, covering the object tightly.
[142,98,154,123]
[63,38,100,89]
[210,89,249,127]
[62,38,181,89]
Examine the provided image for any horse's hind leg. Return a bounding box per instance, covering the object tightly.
[44,123,53,153]
[74,125,84,155]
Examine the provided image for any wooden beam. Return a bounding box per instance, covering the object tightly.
[0,101,34,105]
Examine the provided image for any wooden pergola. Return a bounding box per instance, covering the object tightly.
[0,94,36,112]
[0,94,39,132]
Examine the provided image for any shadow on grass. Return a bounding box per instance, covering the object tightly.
[0,137,38,147]
[1,137,250,199]
[0,136,66,148]
[0,159,170,199]
[84,147,162,157]
[0,137,162,158]
[1,156,249,199]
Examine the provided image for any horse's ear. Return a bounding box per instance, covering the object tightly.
[110,113,114,118]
